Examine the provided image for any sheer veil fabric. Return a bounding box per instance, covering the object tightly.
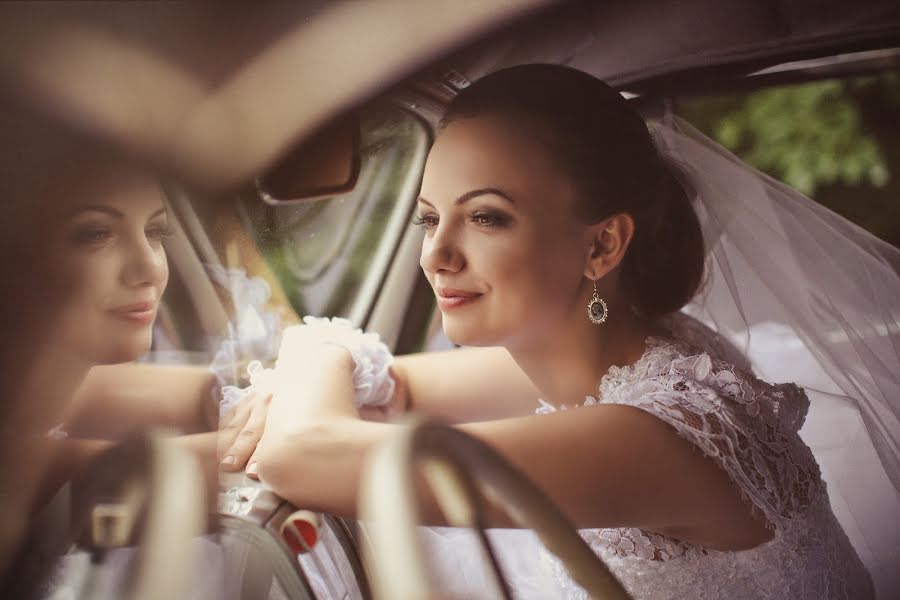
[650,116,900,595]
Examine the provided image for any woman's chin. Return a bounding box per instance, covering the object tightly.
[442,317,499,347]
[96,335,153,365]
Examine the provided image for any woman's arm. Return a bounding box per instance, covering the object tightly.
[63,364,217,439]
[252,345,772,551]
[378,347,541,423]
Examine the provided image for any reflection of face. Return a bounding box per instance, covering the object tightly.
[44,168,170,365]
[418,116,590,347]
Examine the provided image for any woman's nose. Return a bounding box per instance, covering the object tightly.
[122,235,168,289]
[420,226,465,275]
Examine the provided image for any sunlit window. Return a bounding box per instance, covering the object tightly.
[677,71,900,247]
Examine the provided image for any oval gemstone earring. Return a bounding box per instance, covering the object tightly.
[587,278,608,325]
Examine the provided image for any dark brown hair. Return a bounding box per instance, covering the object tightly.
[441,64,705,317]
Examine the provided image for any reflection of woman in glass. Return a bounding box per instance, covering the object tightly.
[223,65,882,598]
[0,136,219,588]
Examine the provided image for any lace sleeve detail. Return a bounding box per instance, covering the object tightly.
[293,316,395,407]
[598,341,821,527]
[217,317,396,419]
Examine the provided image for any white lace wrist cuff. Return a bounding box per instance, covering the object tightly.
[219,360,276,417]
[219,317,396,416]
[298,316,395,408]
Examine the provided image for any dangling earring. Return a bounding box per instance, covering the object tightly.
[587,278,608,325]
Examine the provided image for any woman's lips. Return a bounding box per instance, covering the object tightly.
[109,302,157,325]
[436,288,482,311]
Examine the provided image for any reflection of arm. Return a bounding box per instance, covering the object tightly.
[254,347,771,551]
[388,347,541,423]
[64,364,217,439]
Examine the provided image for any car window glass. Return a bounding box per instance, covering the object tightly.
[149,103,429,369]
[675,71,900,247]
[237,104,430,324]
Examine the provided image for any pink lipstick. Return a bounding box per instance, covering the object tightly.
[109,302,156,325]
[436,288,482,311]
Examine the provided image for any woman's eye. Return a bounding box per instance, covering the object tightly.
[412,213,439,229]
[469,211,508,228]
[146,223,174,241]
[72,226,112,244]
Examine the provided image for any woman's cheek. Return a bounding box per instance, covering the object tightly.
[79,245,114,282]
[157,249,170,294]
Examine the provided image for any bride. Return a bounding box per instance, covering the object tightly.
[219,64,890,598]
[0,132,228,596]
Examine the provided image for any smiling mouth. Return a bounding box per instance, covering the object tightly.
[109,302,157,325]
[436,288,483,311]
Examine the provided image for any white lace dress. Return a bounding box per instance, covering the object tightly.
[529,318,874,599]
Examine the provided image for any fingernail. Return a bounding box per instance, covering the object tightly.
[246,462,258,476]
[221,455,236,466]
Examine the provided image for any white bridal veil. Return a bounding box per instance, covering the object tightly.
[651,116,900,594]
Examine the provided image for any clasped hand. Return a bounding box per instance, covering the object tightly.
[218,389,271,478]
[217,324,399,477]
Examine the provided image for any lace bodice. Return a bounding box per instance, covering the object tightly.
[534,315,874,599]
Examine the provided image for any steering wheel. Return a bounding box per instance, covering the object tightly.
[359,419,632,600]
[6,432,206,600]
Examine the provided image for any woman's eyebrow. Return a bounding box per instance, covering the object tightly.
[70,204,124,218]
[417,188,515,207]
[69,205,167,220]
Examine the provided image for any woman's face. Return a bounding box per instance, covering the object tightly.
[418,115,591,347]
[44,167,170,365]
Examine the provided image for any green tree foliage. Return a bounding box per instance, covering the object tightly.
[679,72,900,246]
[681,78,891,195]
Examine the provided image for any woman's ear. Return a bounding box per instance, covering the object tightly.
[585,213,635,279]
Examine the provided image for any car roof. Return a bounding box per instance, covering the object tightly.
[1,0,898,188]
[441,0,900,93]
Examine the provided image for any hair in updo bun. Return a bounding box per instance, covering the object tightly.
[440,64,705,317]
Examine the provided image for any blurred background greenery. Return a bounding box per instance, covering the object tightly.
[678,71,900,247]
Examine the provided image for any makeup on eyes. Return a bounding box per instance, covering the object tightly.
[68,212,171,246]
[145,220,174,241]
[468,209,510,228]
[411,213,437,228]
[71,223,113,245]
[413,203,513,230]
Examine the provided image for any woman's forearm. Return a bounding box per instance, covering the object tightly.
[253,418,472,525]
[65,364,217,438]
[391,348,540,422]
[254,418,390,517]
[263,344,359,437]
[255,343,388,515]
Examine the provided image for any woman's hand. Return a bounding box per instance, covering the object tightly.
[217,390,272,477]
[275,321,406,422]
[270,340,359,422]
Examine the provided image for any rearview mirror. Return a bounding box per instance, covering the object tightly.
[255,112,361,204]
